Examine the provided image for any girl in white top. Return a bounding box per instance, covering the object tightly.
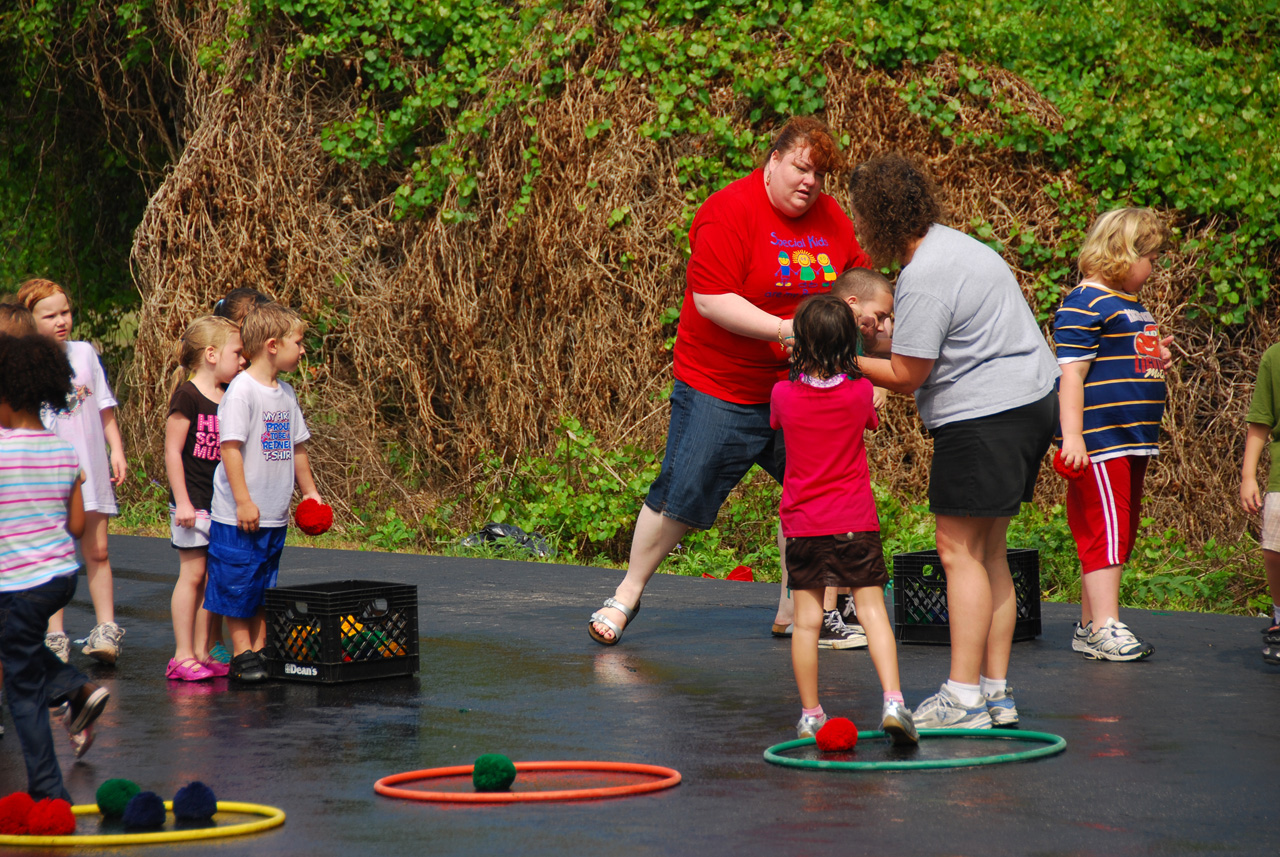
[20,279,129,665]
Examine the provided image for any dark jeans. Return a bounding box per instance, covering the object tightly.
[0,574,89,801]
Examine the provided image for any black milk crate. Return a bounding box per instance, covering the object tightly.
[264,580,419,683]
[892,548,1041,645]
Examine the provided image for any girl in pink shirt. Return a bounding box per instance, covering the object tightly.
[770,294,916,744]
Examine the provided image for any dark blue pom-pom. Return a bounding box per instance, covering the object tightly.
[121,791,166,829]
[172,782,218,820]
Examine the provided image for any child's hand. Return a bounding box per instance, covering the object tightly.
[237,500,260,532]
[1059,435,1090,471]
[110,448,128,486]
[1159,335,1174,370]
[174,500,198,529]
[302,491,323,505]
[1241,476,1263,515]
[872,386,888,410]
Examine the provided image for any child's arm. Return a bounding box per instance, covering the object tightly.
[67,474,85,539]
[1241,422,1270,515]
[293,440,322,503]
[164,413,197,528]
[1058,360,1091,469]
[220,440,259,531]
[100,406,128,486]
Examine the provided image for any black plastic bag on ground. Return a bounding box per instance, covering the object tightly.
[459,522,554,558]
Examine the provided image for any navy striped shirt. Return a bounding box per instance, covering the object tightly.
[1052,281,1166,461]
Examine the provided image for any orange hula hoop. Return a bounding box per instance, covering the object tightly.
[374,760,681,803]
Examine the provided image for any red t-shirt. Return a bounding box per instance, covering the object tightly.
[673,170,869,404]
[770,375,880,536]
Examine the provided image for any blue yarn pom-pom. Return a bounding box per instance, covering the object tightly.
[172,782,218,820]
[121,791,166,829]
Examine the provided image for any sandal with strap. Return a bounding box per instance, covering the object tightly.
[588,597,641,646]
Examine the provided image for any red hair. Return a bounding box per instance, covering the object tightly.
[17,278,69,311]
[764,117,845,174]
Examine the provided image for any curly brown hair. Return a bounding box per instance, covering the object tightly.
[0,334,74,415]
[764,117,845,175]
[847,154,943,266]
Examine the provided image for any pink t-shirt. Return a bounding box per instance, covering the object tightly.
[770,375,880,536]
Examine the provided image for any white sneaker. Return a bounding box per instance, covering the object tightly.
[1080,618,1153,662]
[45,632,71,663]
[80,622,126,664]
[913,683,993,729]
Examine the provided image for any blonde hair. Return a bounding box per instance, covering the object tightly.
[17,278,69,311]
[831,267,893,303]
[1078,208,1171,286]
[240,302,304,359]
[168,316,240,399]
[0,302,37,336]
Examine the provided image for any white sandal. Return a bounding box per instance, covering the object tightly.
[588,597,640,646]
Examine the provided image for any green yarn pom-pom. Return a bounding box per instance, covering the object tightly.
[472,754,517,792]
[96,779,141,818]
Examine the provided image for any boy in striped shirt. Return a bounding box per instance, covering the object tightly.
[0,332,110,800]
[1053,208,1171,662]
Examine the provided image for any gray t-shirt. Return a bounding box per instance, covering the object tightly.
[892,224,1059,429]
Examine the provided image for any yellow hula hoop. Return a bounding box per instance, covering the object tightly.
[0,800,285,847]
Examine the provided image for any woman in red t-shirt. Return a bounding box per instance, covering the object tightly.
[589,117,871,645]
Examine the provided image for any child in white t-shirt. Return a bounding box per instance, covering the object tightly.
[19,279,128,666]
[205,303,322,682]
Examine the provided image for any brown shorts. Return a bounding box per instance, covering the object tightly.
[785,531,889,590]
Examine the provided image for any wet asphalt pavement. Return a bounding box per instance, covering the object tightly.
[1,535,1277,856]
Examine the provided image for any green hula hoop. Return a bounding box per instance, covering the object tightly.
[764,729,1066,771]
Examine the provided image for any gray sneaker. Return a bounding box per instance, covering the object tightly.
[985,686,1019,727]
[913,684,993,729]
[44,632,71,663]
[796,712,829,739]
[880,700,919,745]
[820,610,867,650]
[80,622,126,664]
[1080,618,1152,662]
[1071,622,1093,654]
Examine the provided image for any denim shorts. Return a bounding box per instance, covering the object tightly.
[204,521,287,618]
[928,391,1057,517]
[643,380,783,530]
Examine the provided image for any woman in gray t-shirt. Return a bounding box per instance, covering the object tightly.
[849,154,1059,731]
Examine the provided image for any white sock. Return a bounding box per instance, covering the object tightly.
[1273,605,1280,625]
[979,676,1006,699]
[945,679,982,708]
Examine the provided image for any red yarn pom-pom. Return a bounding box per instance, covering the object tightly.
[1053,450,1088,481]
[295,498,333,535]
[0,792,35,835]
[26,798,76,836]
[815,716,859,751]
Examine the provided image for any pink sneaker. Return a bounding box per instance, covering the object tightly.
[166,658,215,682]
[200,657,230,678]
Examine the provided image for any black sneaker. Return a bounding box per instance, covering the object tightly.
[820,610,867,650]
[230,651,269,682]
[1262,623,1280,665]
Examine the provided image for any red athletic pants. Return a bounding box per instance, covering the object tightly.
[1066,455,1149,574]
